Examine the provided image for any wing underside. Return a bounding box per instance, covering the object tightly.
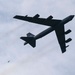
[14,15,61,27]
[55,25,66,53]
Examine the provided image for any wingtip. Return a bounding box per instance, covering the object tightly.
[13,16,16,18]
[20,37,25,40]
[62,51,66,53]
[13,15,17,18]
[62,49,66,53]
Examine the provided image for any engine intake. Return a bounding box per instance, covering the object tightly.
[65,38,72,43]
[47,15,53,20]
[65,45,69,48]
[65,29,71,35]
[33,14,40,18]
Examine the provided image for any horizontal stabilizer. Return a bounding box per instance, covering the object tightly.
[20,37,36,47]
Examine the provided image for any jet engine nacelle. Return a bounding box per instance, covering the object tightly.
[65,29,71,35]
[65,38,72,43]
[33,14,40,18]
[66,45,69,48]
[47,15,53,20]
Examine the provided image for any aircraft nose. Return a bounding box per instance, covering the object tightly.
[70,15,75,19]
[71,15,75,17]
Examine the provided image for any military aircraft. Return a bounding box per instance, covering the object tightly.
[14,14,74,53]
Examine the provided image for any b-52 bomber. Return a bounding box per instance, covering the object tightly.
[14,14,74,53]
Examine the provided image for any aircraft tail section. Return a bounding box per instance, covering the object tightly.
[27,32,35,37]
[20,33,36,47]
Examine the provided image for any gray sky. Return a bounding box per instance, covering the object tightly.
[0,0,75,75]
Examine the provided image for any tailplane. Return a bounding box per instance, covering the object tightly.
[20,33,36,47]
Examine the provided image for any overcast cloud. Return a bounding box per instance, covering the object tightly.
[0,0,75,75]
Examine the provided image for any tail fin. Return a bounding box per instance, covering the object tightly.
[20,33,36,47]
[27,32,35,37]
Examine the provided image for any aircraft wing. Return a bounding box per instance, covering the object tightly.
[14,15,61,27]
[55,25,66,53]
